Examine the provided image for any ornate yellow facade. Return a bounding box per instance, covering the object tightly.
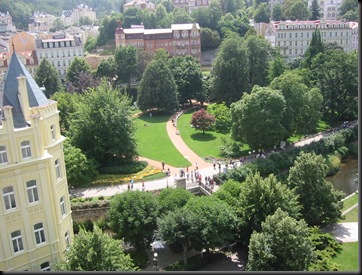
[0,53,73,271]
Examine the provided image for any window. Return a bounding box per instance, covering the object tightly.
[65,231,70,246]
[40,262,50,271]
[26,180,39,203]
[34,222,46,244]
[21,141,32,159]
[60,196,66,216]
[289,33,292,38]
[289,41,292,46]
[55,159,61,179]
[0,145,8,164]
[11,230,24,253]
[50,125,56,140]
[3,186,16,210]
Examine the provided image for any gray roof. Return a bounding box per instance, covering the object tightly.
[0,52,49,128]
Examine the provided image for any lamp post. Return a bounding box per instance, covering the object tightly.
[153,252,158,271]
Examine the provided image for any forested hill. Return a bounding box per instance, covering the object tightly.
[0,0,126,30]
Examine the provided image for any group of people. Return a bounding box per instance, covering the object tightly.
[171,110,183,127]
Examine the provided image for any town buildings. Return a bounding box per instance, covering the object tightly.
[0,12,16,34]
[256,19,358,61]
[115,22,201,62]
[308,0,343,20]
[173,0,210,13]
[123,0,156,11]
[0,50,73,271]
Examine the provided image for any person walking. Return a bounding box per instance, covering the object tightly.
[162,161,165,171]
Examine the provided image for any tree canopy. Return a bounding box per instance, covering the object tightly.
[190,108,216,134]
[34,58,62,97]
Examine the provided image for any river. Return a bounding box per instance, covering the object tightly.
[326,158,359,197]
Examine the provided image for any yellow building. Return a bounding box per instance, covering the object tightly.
[0,51,73,271]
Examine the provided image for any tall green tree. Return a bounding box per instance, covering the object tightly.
[282,0,311,20]
[237,172,301,243]
[108,190,159,250]
[53,224,137,271]
[246,208,315,271]
[253,2,270,23]
[83,35,97,53]
[338,0,358,21]
[271,3,283,21]
[69,79,137,166]
[35,58,62,97]
[267,51,289,83]
[287,152,345,226]
[311,49,358,122]
[95,56,117,80]
[270,70,322,135]
[211,36,249,106]
[137,58,178,113]
[309,0,320,20]
[97,12,122,46]
[200,27,221,50]
[66,57,92,92]
[206,102,232,132]
[114,45,139,91]
[172,7,194,23]
[303,28,324,68]
[169,56,203,106]
[157,188,192,215]
[230,85,287,150]
[244,34,271,89]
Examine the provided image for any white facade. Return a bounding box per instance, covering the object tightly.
[260,19,358,61]
[308,0,343,20]
[0,12,16,33]
[28,12,57,33]
[35,34,83,79]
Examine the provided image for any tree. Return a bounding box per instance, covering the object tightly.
[206,102,232,132]
[190,109,216,134]
[63,139,98,188]
[172,7,194,23]
[282,0,311,20]
[211,36,249,106]
[137,58,178,113]
[267,51,289,83]
[246,208,315,271]
[122,7,141,28]
[311,49,358,123]
[218,12,250,38]
[66,57,92,92]
[303,28,324,68]
[237,172,301,243]
[200,27,221,50]
[244,34,271,89]
[53,224,137,271]
[97,13,122,46]
[338,0,358,21]
[253,2,270,23]
[271,3,283,21]
[83,35,97,53]
[168,56,203,106]
[309,0,320,20]
[69,79,138,166]
[287,152,345,226]
[213,179,242,208]
[157,188,192,215]
[34,58,62,97]
[95,56,117,80]
[230,86,287,150]
[270,70,322,135]
[108,190,159,250]
[50,18,65,32]
[114,45,139,91]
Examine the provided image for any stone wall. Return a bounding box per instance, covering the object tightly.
[71,206,110,222]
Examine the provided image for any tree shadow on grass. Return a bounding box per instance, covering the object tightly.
[190,132,217,141]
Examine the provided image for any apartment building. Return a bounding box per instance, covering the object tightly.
[308,0,343,20]
[60,4,97,27]
[115,22,201,62]
[123,0,156,11]
[260,19,358,61]
[173,0,210,13]
[28,12,57,33]
[0,51,73,271]
[0,12,16,34]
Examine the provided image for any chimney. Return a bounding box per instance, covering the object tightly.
[17,74,31,122]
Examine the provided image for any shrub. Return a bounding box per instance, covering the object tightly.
[128,249,149,268]
[99,160,148,174]
[219,137,242,158]
[254,158,276,177]
[325,154,341,176]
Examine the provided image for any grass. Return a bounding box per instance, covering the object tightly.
[134,112,191,167]
[333,242,359,271]
[342,207,358,222]
[341,192,359,212]
[177,108,231,159]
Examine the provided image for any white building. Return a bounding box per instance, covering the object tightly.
[0,12,16,34]
[35,33,83,79]
[259,19,358,61]
[308,0,343,20]
[28,12,57,33]
[173,0,210,13]
[123,0,156,11]
[61,4,96,27]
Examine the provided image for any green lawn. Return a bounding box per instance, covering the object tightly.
[333,242,359,271]
[134,113,191,167]
[341,192,359,212]
[342,207,358,222]
[177,108,231,159]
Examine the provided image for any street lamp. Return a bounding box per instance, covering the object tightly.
[153,252,158,271]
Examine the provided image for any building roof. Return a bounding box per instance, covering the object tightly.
[0,52,49,128]
[171,23,200,30]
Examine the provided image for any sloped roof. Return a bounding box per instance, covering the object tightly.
[0,52,49,128]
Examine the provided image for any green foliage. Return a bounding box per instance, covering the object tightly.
[338,0,358,21]
[213,179,242,208]
[253,2,270,23]
[230,85,288,150]
[324,154,341,176]
[137,58,178,113]
[200,27,221,50]
[53,224,138,271]
[207,102,232,132]
[69,79,138,166]
[190,109,216,134]
[66,57,92,85]
[99,160,147,174]
[218,136,242,158]
[108,190,159,249]
[63,139,99,188]
[267,52,289,84]
[238,172,301,243]
[247,208,315,271]
[287,152,345,225]
[309,0,320,20]
[114,45,139,90]
[303,28,324,68]
[157,188,192,215]
[84,35,97,53]
[95,57,117,79]
[35,58,62,97]
[282,0,311,20]
[97,12,122,46]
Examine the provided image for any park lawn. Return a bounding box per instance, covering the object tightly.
[333,242,359,271]
[342,207,358,222]
[342,192,359,212]
[134,113,191,167]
